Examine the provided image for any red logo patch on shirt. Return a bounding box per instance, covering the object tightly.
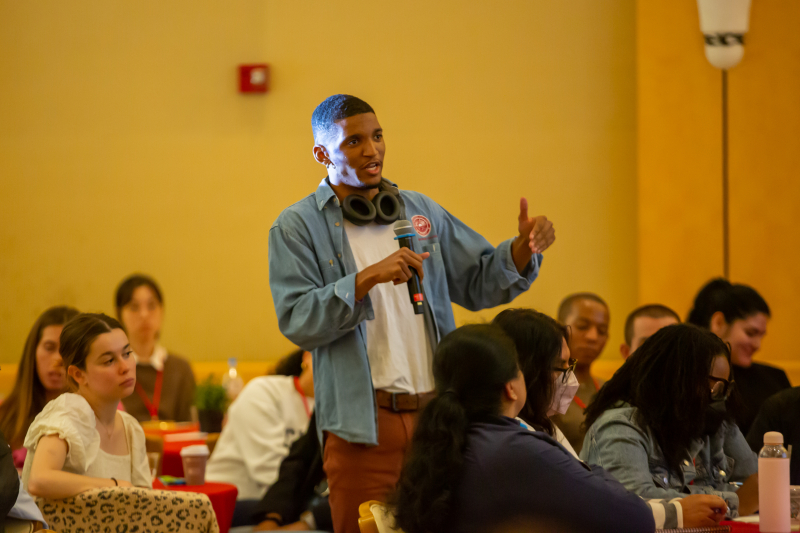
[412,215,431,237]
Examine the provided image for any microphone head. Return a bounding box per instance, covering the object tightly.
[393,220,414,236]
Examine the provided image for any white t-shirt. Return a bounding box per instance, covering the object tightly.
[205,375,314,500]
[344,220,434,394]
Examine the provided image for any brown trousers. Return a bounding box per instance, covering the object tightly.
[323,407,418,533]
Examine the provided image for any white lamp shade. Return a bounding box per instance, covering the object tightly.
[697,0,752,69]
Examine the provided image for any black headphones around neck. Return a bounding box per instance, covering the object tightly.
[330,178,405,226]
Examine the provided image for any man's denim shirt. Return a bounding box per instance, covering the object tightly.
[268,179,541,445]
[580,404,758,517]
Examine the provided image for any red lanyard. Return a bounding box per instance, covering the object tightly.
[135,370,163,420]
[293,377,311,419]
[572,377,600,410]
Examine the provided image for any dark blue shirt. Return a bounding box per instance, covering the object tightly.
[453,416,655,533]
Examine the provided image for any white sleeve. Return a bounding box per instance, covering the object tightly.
[23,394,99,473]
[226,378,291,491]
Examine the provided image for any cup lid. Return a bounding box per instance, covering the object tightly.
[180,444,210,457]
[764,431,784,445]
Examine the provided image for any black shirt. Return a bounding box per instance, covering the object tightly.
[746,387,800,485]
[1,429,21,529]
[732,362,791,435]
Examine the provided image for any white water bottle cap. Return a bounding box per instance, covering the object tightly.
[764,431,784,445]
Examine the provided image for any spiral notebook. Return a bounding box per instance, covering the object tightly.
[655,527,730,533]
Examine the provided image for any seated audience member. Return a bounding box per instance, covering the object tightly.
[494,308,726,528]
[581,324,758,518]
[0,306,79,469]
[493,308,580,457]
[22,313,152,498]
[550,292,609,452]
[115,274,196,422]
[392,324,656,533]
[206,349,315,527]
[746,387,800,485]
[249,413,332,531]
[620,304,680,359]
[687,278,789,435]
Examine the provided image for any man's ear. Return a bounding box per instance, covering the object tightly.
[620,343,630,360]
[710,311,729,337]
[313,145,330,166]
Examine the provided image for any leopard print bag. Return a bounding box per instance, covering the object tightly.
[36,487,220,533]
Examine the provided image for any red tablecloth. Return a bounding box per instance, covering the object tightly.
[161,439,207,477]
[154,479,238,533]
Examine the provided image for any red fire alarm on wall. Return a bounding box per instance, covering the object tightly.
[239,64,269,93]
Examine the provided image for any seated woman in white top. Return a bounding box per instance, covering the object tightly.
[22,313,151,498]
[493,308,729,530]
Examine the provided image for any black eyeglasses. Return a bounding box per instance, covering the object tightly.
[552,358,577,384]
[709,376,735,401]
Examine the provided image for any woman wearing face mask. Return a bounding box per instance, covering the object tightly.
[0,306,79,468]
[495,309,727,528]
[492,309,580,456]
[688,278,788,435]
[22,313,151,498]
[391,324,656,533]
[115,274,196,422]
[581,324,758,521]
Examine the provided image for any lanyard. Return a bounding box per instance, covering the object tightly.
[572,377,600,410]
[135,370,163,420]
[293,376,311,419]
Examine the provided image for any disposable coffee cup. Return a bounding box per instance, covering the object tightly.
[180,444,210,486]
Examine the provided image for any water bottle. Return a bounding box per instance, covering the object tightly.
[221,357,244,400]
[759,431,790,532]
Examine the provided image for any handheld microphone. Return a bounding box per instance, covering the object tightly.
[393,220,424,315]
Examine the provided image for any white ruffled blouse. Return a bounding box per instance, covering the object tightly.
[21,393,152,490]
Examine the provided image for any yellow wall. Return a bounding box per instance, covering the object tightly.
[0,2,638,389]
[637,0,800,383]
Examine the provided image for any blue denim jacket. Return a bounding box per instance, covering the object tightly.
[268,178,541,445]
[580,404,758,517]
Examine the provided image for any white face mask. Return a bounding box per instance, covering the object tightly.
[547,370,580,416]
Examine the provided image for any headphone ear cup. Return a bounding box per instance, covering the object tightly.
[372,191,401,225]
[342,195,377,226]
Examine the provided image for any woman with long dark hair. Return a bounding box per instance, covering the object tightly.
[492,308,578,455]
[687,278,788,434]
[392,324,655,533]
[0,306,79,467]
[581,324,759,519]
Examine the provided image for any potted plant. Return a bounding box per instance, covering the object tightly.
[195,375,228,433]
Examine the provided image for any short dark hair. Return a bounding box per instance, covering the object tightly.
[557,292,608,323]
[624,304,681,345]
[60,313,125,389]
[115,274,163,319]
[273,349,305,377]
[687,278,770,328]
[311,94,375,143]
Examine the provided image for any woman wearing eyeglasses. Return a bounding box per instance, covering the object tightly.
[493,309,580,457]
[581,324,759,521]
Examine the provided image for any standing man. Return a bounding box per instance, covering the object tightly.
[268,94,555,533]
[551,292,609,453]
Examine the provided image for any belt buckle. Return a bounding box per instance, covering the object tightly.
[391,392,400,412]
